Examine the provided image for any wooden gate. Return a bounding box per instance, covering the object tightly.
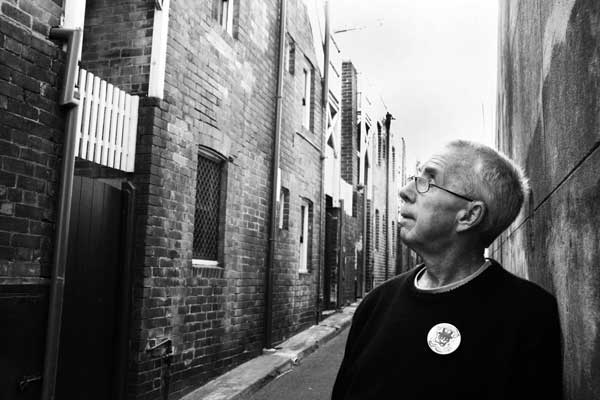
[55,176,134,400]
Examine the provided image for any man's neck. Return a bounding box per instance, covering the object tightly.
[418,248,486,289]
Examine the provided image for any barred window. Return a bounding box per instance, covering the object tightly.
[193,154,223,260]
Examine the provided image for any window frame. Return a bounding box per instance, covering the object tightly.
[192,147,228,266]
[298,198,313,273]
[302,59,313,131]
[215,0,236,36]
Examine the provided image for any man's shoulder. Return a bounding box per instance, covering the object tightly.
[492,260,557,310]
[358,267,419,310]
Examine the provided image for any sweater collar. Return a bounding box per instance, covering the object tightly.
[413,259,493,294]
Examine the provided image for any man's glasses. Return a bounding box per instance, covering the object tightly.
[407,176,474,202]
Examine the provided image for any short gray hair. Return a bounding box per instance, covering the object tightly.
[445,140,529,247]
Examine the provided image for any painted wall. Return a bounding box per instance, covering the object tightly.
[492,1,600,398]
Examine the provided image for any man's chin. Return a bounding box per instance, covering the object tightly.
[399,230,415,246]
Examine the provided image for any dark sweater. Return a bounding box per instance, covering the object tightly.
[332,260,562,400]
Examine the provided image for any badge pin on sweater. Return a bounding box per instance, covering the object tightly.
[427,323,461,355]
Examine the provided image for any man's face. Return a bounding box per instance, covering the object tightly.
[398,147,470,252]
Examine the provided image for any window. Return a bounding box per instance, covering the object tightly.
[286,34,295,74]
[375,209,380,251]
[279,187,290,230]
[302,60,313,130]
[217,0,235,35]
[193,153,223,261]
[299,198,313,273]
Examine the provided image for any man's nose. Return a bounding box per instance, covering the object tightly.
[399,180,415,203]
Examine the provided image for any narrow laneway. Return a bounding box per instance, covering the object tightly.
[250,327,350,400]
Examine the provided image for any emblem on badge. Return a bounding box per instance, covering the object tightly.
[427,323,461,355]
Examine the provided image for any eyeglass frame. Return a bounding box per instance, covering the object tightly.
[407,175,474,202]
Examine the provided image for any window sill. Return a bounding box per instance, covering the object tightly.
[191,260,224,278]
[192,259,219,267]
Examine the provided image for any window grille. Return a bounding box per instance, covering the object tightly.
[193,154,222,260]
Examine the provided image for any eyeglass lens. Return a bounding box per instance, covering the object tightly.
[414,176,429,193]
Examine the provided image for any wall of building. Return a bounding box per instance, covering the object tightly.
[120,0,324,398]
[0,0,66,397]
[369,116,399,287]
[0,0,63,284]
[341,61,358,187]
[81,0,153,95]
[492,1,600,398]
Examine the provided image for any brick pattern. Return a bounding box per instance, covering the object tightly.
[0,0,64,281]
[370,120,398,287]
[81,0,154,96]
[341,61,358,186]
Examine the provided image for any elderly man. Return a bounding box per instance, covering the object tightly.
[332,140,562,399]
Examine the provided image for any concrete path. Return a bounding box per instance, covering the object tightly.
[248,326,349,400]
[181,302,358,400]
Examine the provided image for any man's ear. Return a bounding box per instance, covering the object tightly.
[455,201,486,233]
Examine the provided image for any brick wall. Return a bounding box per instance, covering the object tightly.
[0,0,65,397]
[81,0,154,95]
[0,0,64,283]
[340,61,357,186]
[370,118,397,287]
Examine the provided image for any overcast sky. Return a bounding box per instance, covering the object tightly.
[330,0,498,171]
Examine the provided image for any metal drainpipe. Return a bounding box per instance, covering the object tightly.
[41,27,83,400]
[316,0,330,323]
[264,0,287,349]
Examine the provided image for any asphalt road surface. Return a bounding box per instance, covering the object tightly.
[249,326,350,400]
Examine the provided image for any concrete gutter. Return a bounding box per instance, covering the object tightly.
[181,301,359,400]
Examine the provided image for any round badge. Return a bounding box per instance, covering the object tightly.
[427,323,461,355]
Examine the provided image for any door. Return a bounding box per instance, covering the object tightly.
[324,206,340,309]
[55,176,134,400]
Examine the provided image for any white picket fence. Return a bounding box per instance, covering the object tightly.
[75,68,139,172]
